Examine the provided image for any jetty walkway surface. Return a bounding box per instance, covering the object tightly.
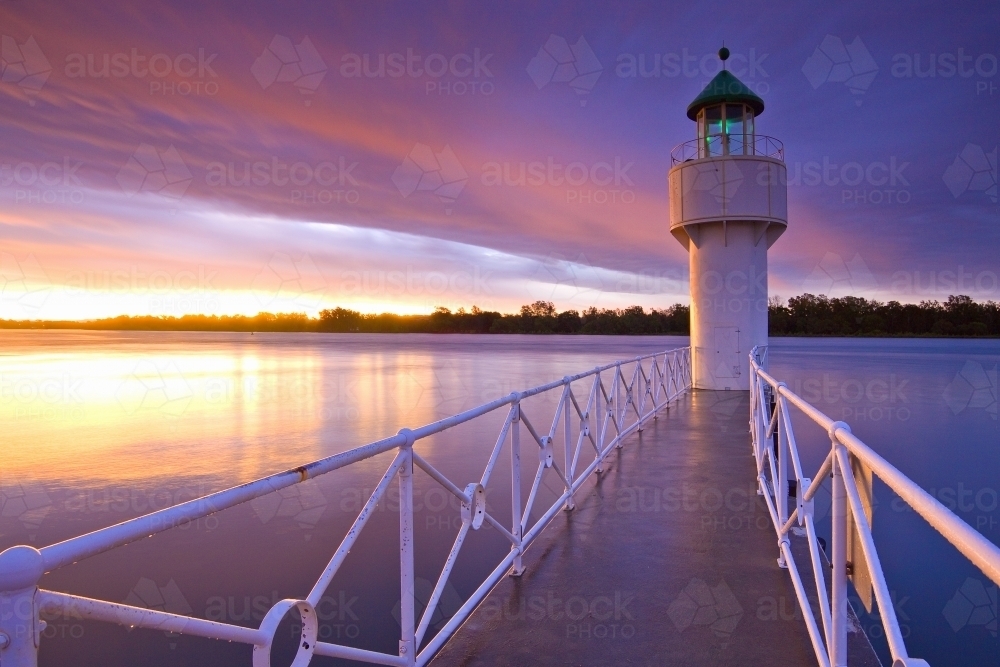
[431,390,881,667]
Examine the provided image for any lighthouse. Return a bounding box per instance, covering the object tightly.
[668,48,787,390]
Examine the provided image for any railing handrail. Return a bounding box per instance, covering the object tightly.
[34,348,676,573]
[748,344,1000,667]
[670,134,784,165]
[0,347,693,667]
[751,350,1000,585]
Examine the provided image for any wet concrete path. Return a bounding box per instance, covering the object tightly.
[430,390,880,667]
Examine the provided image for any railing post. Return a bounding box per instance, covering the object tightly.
[776,386,789,568]
[510,399,525,576]
[0,546,45,667]
[651,356,660,413]
[564,383,575,510]
[830,423,849,667]
[614,364,623,447]
[595,371,605,473]
[397,430,416,666]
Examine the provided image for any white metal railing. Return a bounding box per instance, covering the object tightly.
[669,133,784,165]
[0,348,691,667]
[749,345,1000,667]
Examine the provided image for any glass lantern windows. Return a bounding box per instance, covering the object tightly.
[725,104,745,153]
[702,106,723,157]
[696,103,755,157]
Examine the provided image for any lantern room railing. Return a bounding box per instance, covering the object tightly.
[670,134,784,165]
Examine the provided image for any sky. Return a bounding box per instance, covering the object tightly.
[0,0,998,319]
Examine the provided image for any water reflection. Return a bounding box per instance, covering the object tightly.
[2,332,997,666]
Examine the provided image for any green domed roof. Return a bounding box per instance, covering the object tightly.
[686,70,765,120]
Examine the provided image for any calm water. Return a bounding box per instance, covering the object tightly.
[1,332,997,665]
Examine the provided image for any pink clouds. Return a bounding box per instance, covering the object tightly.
[2,1,997,318]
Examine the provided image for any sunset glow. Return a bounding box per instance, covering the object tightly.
[2,3,997,321]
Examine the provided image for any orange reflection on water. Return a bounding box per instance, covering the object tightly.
[1,334,449,492]
[3,347,320,486]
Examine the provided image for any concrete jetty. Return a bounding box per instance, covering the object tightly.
[431,390,881,666]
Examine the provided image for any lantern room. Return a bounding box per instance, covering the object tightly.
[686,49,766,159]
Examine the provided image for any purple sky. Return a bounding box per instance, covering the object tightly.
[1,0,997,318]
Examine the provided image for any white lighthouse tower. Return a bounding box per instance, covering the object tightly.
[668,48,787,390]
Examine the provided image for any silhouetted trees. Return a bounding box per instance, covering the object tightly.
[768,294,1000,337]
[3,295,998,336]
[313,301,689,335]
[0,312,313,332]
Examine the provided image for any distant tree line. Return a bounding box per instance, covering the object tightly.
[2,295,998,336]
[0,312,313,332]
[317,302,690,334]
[768,294,1000,337]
